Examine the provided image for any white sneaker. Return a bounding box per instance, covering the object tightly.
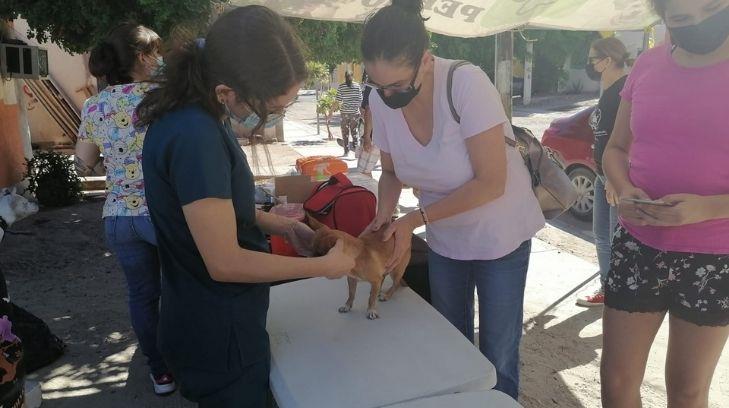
[150,373,176,396]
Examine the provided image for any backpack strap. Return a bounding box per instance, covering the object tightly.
[446,60,470,125]
[330,172,353,187]
[305,173,353,214]
[446,60,517,148]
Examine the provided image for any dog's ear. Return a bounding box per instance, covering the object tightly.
[306,214,329,231]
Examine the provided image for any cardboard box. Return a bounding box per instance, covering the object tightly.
[274,175,319,204]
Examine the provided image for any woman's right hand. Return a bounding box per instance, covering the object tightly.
[617,185,652,226]
[359,213,391,237]
[322,240,355,279]
[605,179,619,207]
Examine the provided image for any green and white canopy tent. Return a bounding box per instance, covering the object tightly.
[231,0,661,115]
[232,0,659,37]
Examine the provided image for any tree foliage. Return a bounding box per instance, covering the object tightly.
[288,19,362,69]
[516,30,599,94]
[0,0,215,53]
[433,30,598,94]
[316,88,339,140]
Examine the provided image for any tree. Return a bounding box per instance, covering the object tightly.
[306,61,329,93]
[316,88,339,140]
[432,30,598,95]
[288,19,362,68]
[432,34,496,78]
[515,30,599,94]
[0,0,215,53]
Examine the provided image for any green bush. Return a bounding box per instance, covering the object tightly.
[26,151,82,207]
[306,61,329,90]
[316,89,339,140]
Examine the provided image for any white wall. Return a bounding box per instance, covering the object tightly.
[10,18,96,112]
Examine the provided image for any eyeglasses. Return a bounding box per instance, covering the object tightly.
[265,100,295,116]
[364,59,422,92]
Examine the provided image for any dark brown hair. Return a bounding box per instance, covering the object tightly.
[135,6,307,128]
[361,0,429,67]
[89,23,161,86]
[591,37,632,68]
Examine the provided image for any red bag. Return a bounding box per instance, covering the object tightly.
[304,173,376,237]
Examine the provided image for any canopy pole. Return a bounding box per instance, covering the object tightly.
[495,31,514,120]
[523,40,534,106]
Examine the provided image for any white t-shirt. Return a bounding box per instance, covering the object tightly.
[371,57,544,260]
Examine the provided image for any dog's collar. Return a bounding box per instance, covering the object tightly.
[0,216,7,231]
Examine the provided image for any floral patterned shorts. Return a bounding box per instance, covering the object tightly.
[605,226,729,327]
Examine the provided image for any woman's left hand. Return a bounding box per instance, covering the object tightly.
[283,221,316,257]
[382,212,420,271]
[637,194,714,227]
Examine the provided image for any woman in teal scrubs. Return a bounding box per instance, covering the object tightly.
[136,6,354,407]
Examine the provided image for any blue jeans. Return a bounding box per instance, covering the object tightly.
[593,176,618,286]
[104,216,168,377]
[428,240,532,400]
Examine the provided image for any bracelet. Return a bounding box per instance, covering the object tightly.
[418,207,429,225]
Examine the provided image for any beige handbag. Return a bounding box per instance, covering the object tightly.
[447,60,578,219]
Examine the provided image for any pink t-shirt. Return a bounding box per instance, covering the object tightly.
[621,45,729,254]
[371,57,545,260]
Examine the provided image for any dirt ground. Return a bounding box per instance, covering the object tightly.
[3,200,727,408]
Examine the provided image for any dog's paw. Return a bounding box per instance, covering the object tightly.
[366,310,380,320]
[378,293,390,302]
[338,305,352,313]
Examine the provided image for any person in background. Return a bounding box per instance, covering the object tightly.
[360,0,545,399]
[335,71,363,155]
[357,71,380,176]
[136,7,353,407]
[601,0,729,406]
[576,37,630,307]
[74,23,175,396]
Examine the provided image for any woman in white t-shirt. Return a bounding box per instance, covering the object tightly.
[360,0,544,400]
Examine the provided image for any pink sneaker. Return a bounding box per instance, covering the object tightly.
[150,373,176,396]
[576,290,605,307]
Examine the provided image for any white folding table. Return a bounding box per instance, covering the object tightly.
[385,390,523,408]
[267,277,497,408]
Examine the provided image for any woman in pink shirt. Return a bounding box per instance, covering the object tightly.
[360,0,544,400]
[601,0,729,406]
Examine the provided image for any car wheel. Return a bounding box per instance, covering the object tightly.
[568,166,596,222]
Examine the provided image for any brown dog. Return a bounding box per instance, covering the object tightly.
[309,216,412,320]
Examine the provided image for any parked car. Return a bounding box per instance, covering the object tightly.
[541,107,597,222]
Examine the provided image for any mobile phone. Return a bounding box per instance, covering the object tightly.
[621,198,673,206]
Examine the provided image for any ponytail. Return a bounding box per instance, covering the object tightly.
[136,39,215,126]
[89,23,161,86]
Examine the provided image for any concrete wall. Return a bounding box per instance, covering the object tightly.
[0,81,28,188]
[9,19,95,147]
[10,19,95,112]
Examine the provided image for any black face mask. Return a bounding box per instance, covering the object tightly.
[669,5,729,55]
[585,62,603,81]
[377,60,422,110]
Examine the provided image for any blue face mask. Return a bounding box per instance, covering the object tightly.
[152,56,165,77]
[224,104,284,129]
